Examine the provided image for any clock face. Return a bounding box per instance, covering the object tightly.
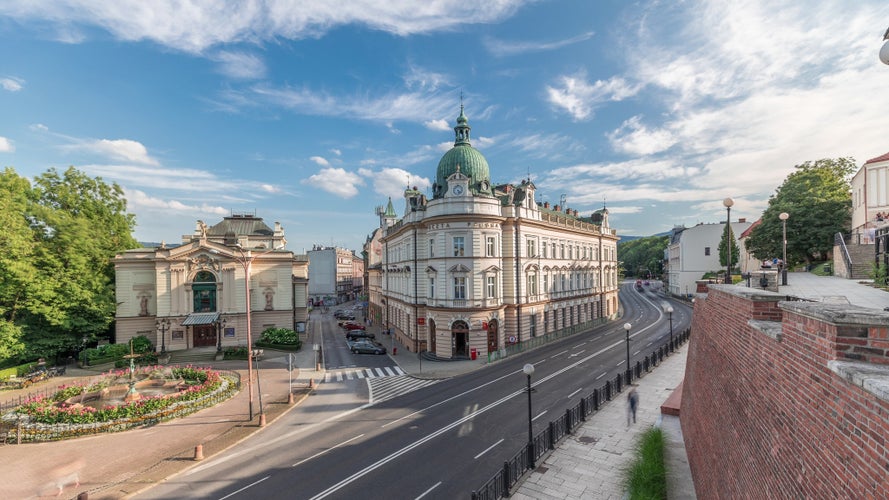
[453,185,464,195]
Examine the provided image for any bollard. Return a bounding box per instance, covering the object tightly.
[77,493,88,500]
[393,347,397,355]
[309,378,315,389]
[259,414,267,427]
[194,444,204,461]
[288,392,294,404]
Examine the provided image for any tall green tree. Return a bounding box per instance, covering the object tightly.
[746,158,854,266]
[618,236,669,278]
[718,223,739,272]
[0,167,139,364]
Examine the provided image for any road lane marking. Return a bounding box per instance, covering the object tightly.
[217,475,269,500]
[567,388,582,398]
[595,372,606,380]
[568,350,585,358]
[551,350,568,358]
[532,410,547,422]
[416,481,442,500]
[473,438,504,459]
[293,434,365,467]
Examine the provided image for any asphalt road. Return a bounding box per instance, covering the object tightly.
[139,281,691,500]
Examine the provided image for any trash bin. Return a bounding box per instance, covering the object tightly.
[470,348,478,360]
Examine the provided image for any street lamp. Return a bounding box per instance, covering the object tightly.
[779,212,789,286]
[523,363,535,467]
[216,316,227,352]
[156,318,171,354]
[623,322,632,383]
[723,197,734,285]
[663,305,674,352]
[232,242,284,422]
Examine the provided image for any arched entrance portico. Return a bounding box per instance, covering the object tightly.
[451,320,469,358]
[191,270,218,347]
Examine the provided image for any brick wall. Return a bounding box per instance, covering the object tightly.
[682,285,889,498]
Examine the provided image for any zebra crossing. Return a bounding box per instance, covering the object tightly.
[368,375,441,405]
[323,366,406,383]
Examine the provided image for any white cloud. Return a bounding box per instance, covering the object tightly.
[125,188,229,215]
[30,123,48,132]
[403,64,451,91]
[483,31,594,57]
[310,156,330,166]
[260,184,281,193]
[360,167,432,199]
[424,119,451,131]
[546,73,640,121]
[0,77,24,91]
[303,167,364,198]
[212,50,266,80]
[330,148,342,156]
[0,137,13,152]
[0,1,532,53]
[607,116,677,156]
[68,139,159,165]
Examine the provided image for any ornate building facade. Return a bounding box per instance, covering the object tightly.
[369,107,620,359]
[114,214,309,352]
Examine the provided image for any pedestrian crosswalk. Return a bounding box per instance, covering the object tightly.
[323,366,406,383]
[368,375,441,405]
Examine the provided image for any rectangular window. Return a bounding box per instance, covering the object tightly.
[705,247,711,256]
[529,313,537,338]
[428,277,435,298]
[487,276,496,298]
[527,274,538,295]
[542,243,548,258]
[429,238,434,258]
[454,236,465,257]
[526,238,536,257]
[543,275,549,293]
[560,244,565,259]
[454,277,466,299]
[486,236,495,257]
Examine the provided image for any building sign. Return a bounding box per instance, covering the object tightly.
[417,317,425,325]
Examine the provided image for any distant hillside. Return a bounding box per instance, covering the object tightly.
[619,231,670,243]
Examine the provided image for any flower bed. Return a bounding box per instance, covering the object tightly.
[1,366,239,443]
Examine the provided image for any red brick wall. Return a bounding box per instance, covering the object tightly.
[682,285,889,498]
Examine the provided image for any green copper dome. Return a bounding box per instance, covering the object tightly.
[433,106,492,199]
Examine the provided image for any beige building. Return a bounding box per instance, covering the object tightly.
[114,214,309,352]
[369,107,620,359]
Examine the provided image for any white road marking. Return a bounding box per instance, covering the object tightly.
[217,476,270,500]
[567,388,582,398]
[293,434,366,467]
[532,410,548,422]
[415,481,442,500]
[473,438,504,460]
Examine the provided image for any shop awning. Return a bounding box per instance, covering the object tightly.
[181,312,220,326]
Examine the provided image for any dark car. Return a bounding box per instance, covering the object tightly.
[340,322,366,330]
[349,340,386,355]
[346,330,375,341]
[335,312,355,320]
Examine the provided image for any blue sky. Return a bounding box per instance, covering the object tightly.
[2,1,889,253]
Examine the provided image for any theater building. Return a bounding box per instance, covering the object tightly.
[114,214,309,352]
[371,107,620,359]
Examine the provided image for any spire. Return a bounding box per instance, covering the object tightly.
[384,197,397,218]
[454,104,471,146]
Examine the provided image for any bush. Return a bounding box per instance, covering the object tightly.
[223,346,249,360]
[83,336,156,367]
[624,426,667,500]
[259,328,300,346]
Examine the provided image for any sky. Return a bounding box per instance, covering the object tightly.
[2,1,889,253]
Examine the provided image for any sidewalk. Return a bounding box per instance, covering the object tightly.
[512,344,692,500]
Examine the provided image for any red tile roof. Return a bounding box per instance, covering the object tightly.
[864,151,889,165]
[739,218,761,238]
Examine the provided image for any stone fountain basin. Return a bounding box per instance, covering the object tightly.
[63,379,191,409]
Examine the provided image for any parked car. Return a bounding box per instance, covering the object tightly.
[335,312,355,320]
[340,322,366,330]
[346,330,375,340]
[348,340,387,355]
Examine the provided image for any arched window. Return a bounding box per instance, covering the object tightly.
[192,270,218,312]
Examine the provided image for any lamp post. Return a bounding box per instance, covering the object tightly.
[156,318,170,354]
[232,243,284,422]
[216,316,227,352]
[623,322,632,383]
[723,197,734,285]
[779,212,789,285]
[523,363,535,467]
[663,305,674,352]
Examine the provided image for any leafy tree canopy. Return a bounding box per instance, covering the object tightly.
[0,167,139,365]
[618,236,669,278]
[746,158,854,266]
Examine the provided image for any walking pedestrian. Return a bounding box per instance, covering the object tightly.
[627,387,639,426]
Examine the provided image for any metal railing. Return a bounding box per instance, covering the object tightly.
[471,328,691,500]
[834,232,853,279]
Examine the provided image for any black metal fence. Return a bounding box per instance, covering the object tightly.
[471,328,691,500]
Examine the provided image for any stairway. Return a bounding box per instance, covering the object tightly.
[846,243,875,280]
[166,347,219,365]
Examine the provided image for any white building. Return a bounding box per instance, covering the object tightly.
[371,107,620,359]
[666,219,752,298]
[308,246,357,305]
[114,214,309,351]
[851,151,889,244]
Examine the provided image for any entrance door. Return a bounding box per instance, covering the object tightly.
[193,325,216,347]
[429,320,437,355]
[451,320,469,357]
[486,319,499,353]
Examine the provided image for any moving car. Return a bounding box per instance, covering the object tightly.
[340,322,366,331]
[348,340,387,355]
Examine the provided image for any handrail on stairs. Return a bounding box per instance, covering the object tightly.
[834,232,853,279]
